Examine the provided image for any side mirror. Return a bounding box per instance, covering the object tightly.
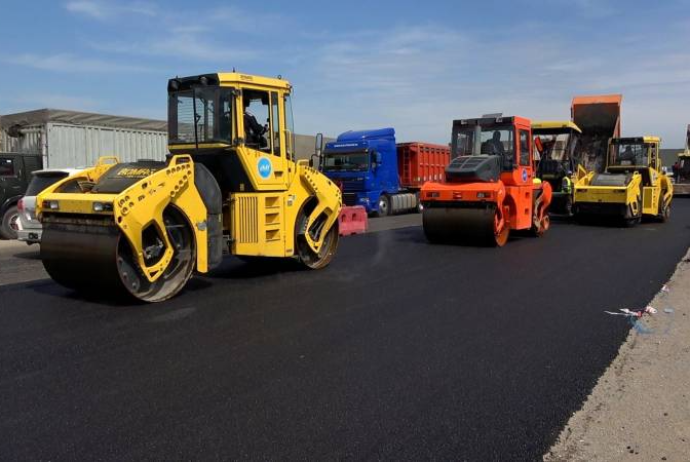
[534,136,544,154]
[315,133,324,158]
[375,151,382,164]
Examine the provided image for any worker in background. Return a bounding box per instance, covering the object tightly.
[562,175,572,195]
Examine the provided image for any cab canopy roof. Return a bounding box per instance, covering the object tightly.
[532,121,582,133]
[453,116,531,127]
[168,72,292,92]
[612,136,661,144]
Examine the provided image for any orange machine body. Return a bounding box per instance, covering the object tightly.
[421,116,552,245]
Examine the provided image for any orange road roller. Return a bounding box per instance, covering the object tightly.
[421,115,552,246]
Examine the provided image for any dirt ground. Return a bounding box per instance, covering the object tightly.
[545,248,690,461]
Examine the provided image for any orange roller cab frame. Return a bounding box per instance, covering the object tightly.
[421,115,552,246]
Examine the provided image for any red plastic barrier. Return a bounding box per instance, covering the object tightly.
[338,206,368,236]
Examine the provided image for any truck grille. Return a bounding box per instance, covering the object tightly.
[343,193,358,206]
[342,180,364,192]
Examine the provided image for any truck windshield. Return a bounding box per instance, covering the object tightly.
[322,151,370,171]
[453,125,514,158]
[610,143,649,167]
[168,87,234,145]
[534,133,572,161]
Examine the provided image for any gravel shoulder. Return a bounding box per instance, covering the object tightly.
[545,247,690,461]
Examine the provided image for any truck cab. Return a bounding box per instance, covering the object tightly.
[322,128,400,216]
[321,128,450,216]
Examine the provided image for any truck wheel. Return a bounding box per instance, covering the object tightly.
[376,195,390,217]
[0,205,19,240]
[415,193,423,213]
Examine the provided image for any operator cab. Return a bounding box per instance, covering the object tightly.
[532,121,582,180]
[451,116,534,186]
[166,73,296,193]
[607,137,660,173]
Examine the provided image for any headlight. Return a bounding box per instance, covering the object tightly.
[578,188,588,193]
[43,200,60,210]
[477,192,489,199]
[427,192,440,198]
[360,197,370,202]
[93,202,114,212]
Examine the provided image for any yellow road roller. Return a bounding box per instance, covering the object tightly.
[573,136,673,226]
[36,73,342,302]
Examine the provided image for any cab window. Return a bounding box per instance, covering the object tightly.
[271,92,281,157]
[519,130,530,166]
[243,89,271,153]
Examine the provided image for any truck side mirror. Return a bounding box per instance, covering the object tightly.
[315,133,324,158]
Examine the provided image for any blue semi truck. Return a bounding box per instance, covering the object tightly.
[321,128,450,216]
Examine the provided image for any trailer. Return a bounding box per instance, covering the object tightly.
[322,128,450,216]
[0,109,169,169]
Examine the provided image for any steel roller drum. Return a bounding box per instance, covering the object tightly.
[41,208,195,302]
[422,206,506,246]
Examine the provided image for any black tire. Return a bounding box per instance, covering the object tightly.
[0,205,19,240]
[375,194,390,217]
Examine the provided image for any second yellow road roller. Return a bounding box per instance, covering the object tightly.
[36,72,342,302]
[573,136,673,226]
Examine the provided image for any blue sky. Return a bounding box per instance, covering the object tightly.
[1,0,689,146]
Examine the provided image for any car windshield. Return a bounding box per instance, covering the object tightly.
[322,151,370,171]
[168,86,234,145]
[534,133,572,161]
[610,143,649,167]
[453,125,514,158]
[25,172,70,196]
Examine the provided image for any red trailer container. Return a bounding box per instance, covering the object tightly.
[397,142,451,189]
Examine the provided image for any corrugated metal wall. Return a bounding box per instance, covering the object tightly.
[46,123,168,168]
[1,126,44,153]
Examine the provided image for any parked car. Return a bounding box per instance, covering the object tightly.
[17,169,81,244]
[0,153,42,239]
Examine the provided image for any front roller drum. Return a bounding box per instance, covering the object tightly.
[423,205,509,247]
[41,207,196,303]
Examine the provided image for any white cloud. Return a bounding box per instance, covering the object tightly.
[5,53,154,73]
[64,0,158,20]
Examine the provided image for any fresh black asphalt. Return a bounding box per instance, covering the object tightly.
[1,200,689,461]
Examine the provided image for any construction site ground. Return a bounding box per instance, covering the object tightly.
[0,203,689,460]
